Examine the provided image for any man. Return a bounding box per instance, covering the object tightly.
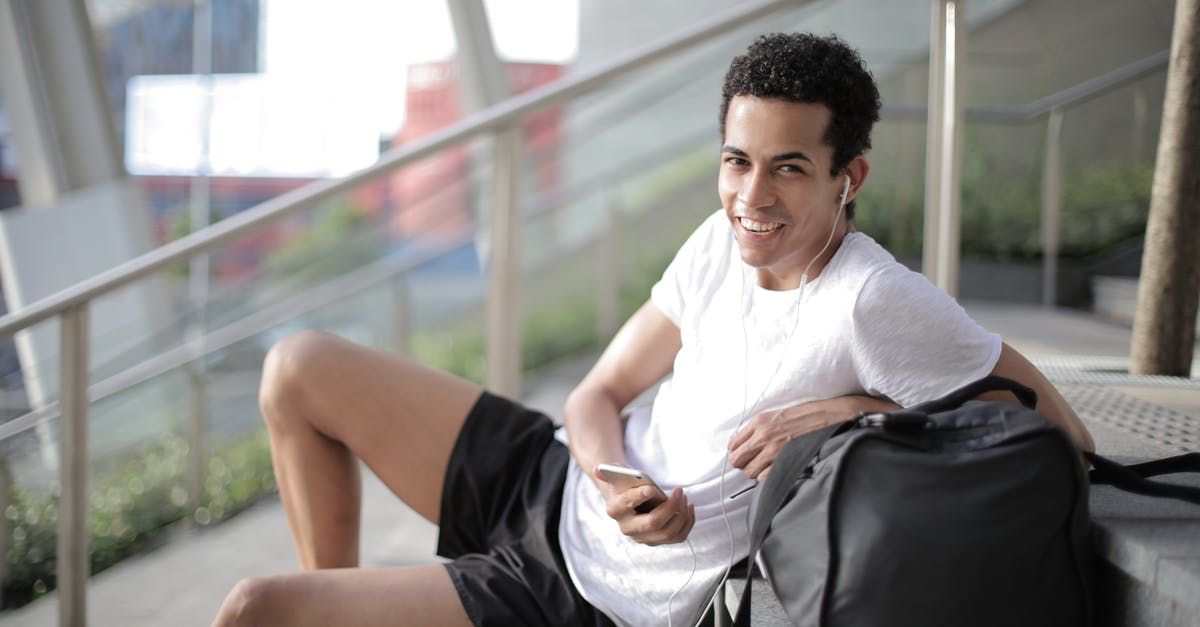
[212,33,1093,627]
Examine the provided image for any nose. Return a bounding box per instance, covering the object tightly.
[736,168,775,210]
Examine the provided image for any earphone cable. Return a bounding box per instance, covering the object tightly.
[667,537,698,627]
[708,182,850,623]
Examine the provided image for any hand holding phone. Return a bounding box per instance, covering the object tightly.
[596,463,668,514]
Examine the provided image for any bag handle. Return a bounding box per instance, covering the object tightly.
[908,375,1038,414]
[1086,451,1200,505]
[734,421,847,626]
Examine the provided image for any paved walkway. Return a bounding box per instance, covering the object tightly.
[2,301,1197,626]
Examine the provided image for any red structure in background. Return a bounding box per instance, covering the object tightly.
[390,60,563,244]
[131,59,563,282]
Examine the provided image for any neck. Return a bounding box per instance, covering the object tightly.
[756,229,852,291]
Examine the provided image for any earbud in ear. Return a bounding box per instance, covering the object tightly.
[840,176,852,204]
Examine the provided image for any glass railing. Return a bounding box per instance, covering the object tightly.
[0,0,1176,621]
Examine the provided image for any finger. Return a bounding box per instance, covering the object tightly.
[728,424,753,451]
[729,412,770,449]
[729,436,762,470]
[667,493,695,541]
[648,488,687,527]
[742,450,771,480]
[630,485,667,514]
[605,485,653,521]
[757,465,772,482]
[640,491,688,545]
[660,496,696,545]
[678,502,696,541]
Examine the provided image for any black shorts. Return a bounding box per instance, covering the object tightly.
[438,391,617,627]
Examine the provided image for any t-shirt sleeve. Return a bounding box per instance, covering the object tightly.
[649,212,721,326]
[850,265,1002,407]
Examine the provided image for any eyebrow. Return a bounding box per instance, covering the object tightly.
[721,146,814,164]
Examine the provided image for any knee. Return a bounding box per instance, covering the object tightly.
[259,330,335,428]
[213,577,272,627]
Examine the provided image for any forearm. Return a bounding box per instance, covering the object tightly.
[564,385,629,486]
[987,343,1095,453]
[729,394,900,479]
[1018,372,1095,453]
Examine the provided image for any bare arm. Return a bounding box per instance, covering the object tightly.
[728,395,900,481]
[564,300,681,476]
[982,342,1095,453]
[564,301,694,545]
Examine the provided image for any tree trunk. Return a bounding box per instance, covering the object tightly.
[1130,0,1200,376]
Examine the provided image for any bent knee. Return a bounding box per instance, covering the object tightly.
[259,330,339,425]
[215,577,275,627]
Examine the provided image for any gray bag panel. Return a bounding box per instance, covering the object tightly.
[738,377,1092,627]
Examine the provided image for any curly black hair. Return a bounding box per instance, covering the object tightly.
[720,33,881,217]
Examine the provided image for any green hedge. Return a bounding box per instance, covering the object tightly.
[857,161,1153,261]
[3,431,274,608]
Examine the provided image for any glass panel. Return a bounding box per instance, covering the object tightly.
[948,0,1171,302]
[0,314,62,608]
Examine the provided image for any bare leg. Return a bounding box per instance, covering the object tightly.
[258,330,481,569]
[212,564,471,627]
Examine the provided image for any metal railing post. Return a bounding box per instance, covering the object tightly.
[486,128,522,397]
[186,364,206,511]
[1041,109,1064,308]
[186,0,214,514]
[923,0,965,297]
[58,304,90,627]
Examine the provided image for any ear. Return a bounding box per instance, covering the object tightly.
[842,156,870,205]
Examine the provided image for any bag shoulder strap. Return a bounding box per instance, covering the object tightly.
[1086,451,1200,505]
[734,421,846,626]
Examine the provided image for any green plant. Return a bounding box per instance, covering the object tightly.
[854,155,1153,262]
[3,431,275,609]
[1059,164,1153,257]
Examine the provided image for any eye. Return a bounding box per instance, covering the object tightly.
[778,163,805,174]
[723,156,749,167]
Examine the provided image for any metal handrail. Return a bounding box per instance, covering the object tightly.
[0,0,802,339]
[880,49,1170,122]
[880,48,1169,309]
[0,125,717,443]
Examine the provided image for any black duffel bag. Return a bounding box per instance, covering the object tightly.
[735,376,1092,627]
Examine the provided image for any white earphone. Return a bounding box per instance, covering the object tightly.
[839,175,852,207]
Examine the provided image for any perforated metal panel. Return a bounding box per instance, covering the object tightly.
[1060,384,1196,453]
[1031,356,1200,389]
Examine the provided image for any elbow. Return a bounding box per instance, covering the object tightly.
[1072,424,1096,455]
[564,382,605,429]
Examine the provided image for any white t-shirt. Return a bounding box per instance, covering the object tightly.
[557,210,1002,627]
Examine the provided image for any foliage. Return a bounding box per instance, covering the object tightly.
[522,297,599,372]
[2,431,274,609]
[856,157,1153,261]
[1059,164,1154,257]
[409,327,487,385]
[263,201,383,284]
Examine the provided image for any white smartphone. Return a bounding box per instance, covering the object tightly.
[596,463,669,514]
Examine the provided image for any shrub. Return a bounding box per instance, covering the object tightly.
[3,431,274,608]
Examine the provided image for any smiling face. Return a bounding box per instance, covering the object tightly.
[719,96,866,291]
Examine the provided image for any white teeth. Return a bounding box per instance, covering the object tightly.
[740,217,782,233]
